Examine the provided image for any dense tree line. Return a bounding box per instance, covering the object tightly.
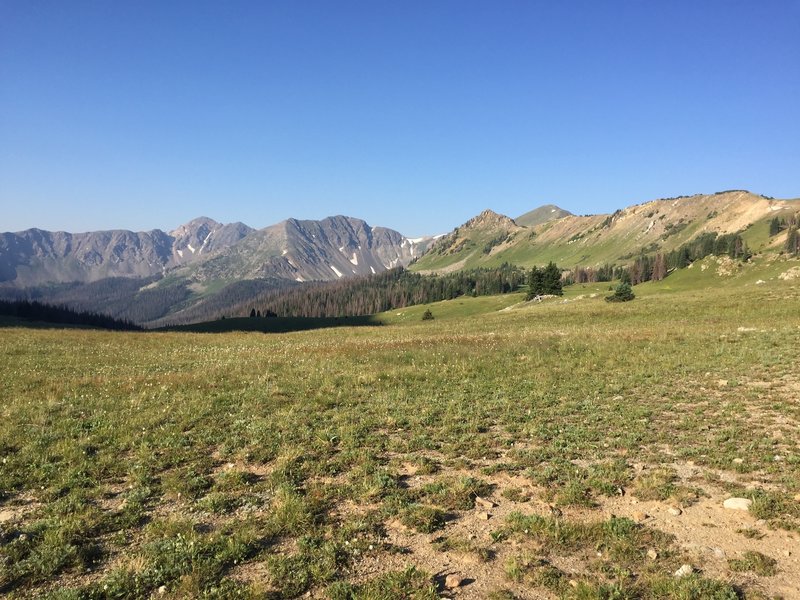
[0,276,190,325]
[564,263,615,285]
[614,231,751,285]
[665,231,750,270]
[151,278,297,327]
[0,299,140,330]
[223,265,526,319]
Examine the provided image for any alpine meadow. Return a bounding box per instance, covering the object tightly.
[2,190,800,598]
[2,2,800,599]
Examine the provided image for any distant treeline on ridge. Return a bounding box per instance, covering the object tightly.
[0,299,141,331]
[232,265,525,319]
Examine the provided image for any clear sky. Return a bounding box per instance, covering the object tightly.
[1,1,798,236]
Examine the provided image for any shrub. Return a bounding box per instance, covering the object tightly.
[606,283,635,303]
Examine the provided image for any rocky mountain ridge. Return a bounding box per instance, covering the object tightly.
[412,191,799,273]
[0,215,432,289]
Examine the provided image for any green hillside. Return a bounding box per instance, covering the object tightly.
[413,191,799,273]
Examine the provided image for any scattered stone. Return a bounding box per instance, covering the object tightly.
[475,496,496,509]
[723,497,752,511]
[616,487,625,496]
[674,564,694,578]
[158,586,167,595]
[444,574,463,589]
[647,548,658,560]
[733,458,744,464]
[784,550,792,557]
[569,579,579,588]
[794,494,800,502]
[612,395,624,401]
[0,510,16,523]
[717,379,728,388]
[632,511,648,523]
[667,507,682,516]
[477,511,491,521]
[712,547,725,558]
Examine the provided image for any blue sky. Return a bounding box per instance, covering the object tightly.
[1,1,798,236]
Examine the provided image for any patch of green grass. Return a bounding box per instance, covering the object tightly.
[327,566,439,600]
[729,550,778,576]
[400,504,446,533]
[418,476,493,510]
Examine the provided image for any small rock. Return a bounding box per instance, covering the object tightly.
[723,497,752,511]
[158,586,167,595]
[667,507,682,516]
[717,379,728,388]
[568,579,579,588]
[732,458,744,464]
[0,510,16,524]
[647,548,658,560]
[674,564,694,578]
[444,574,463,589]
[612,395,624,401]
[712,547,725,558]
[477,511,491,521]
[784,550,791,557]
[632,511,648,523]
[794,494,800,502]
[475,496,496,509]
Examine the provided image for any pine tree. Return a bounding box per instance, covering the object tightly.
[526,266,544,299]
[606,282,635,302]
[542,262,563,296]
[769,217,781,237]
[786,226,799,256]
[652,253,667,281]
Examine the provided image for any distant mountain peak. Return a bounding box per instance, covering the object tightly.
[516,204,573,227]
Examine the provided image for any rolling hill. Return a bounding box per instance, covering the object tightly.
[412,191,799,273]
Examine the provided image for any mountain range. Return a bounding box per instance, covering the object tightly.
[1,190,797,326]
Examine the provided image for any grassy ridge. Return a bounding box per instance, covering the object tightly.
[1,263,799,598]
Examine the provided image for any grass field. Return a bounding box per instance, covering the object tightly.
[1,259,799,598]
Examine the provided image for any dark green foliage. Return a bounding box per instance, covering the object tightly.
[0,299,140,330]
[606,283,635,303]
[786,226,799,256]
[612,230,752,284]
[421,309,434,321]
[0,276,192,324]
[769,217,782,236]
[526,262,563,299]
[660,219,690,240]
[482,233,510,254]
[566,263,615,284]
[247,265,524,319]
